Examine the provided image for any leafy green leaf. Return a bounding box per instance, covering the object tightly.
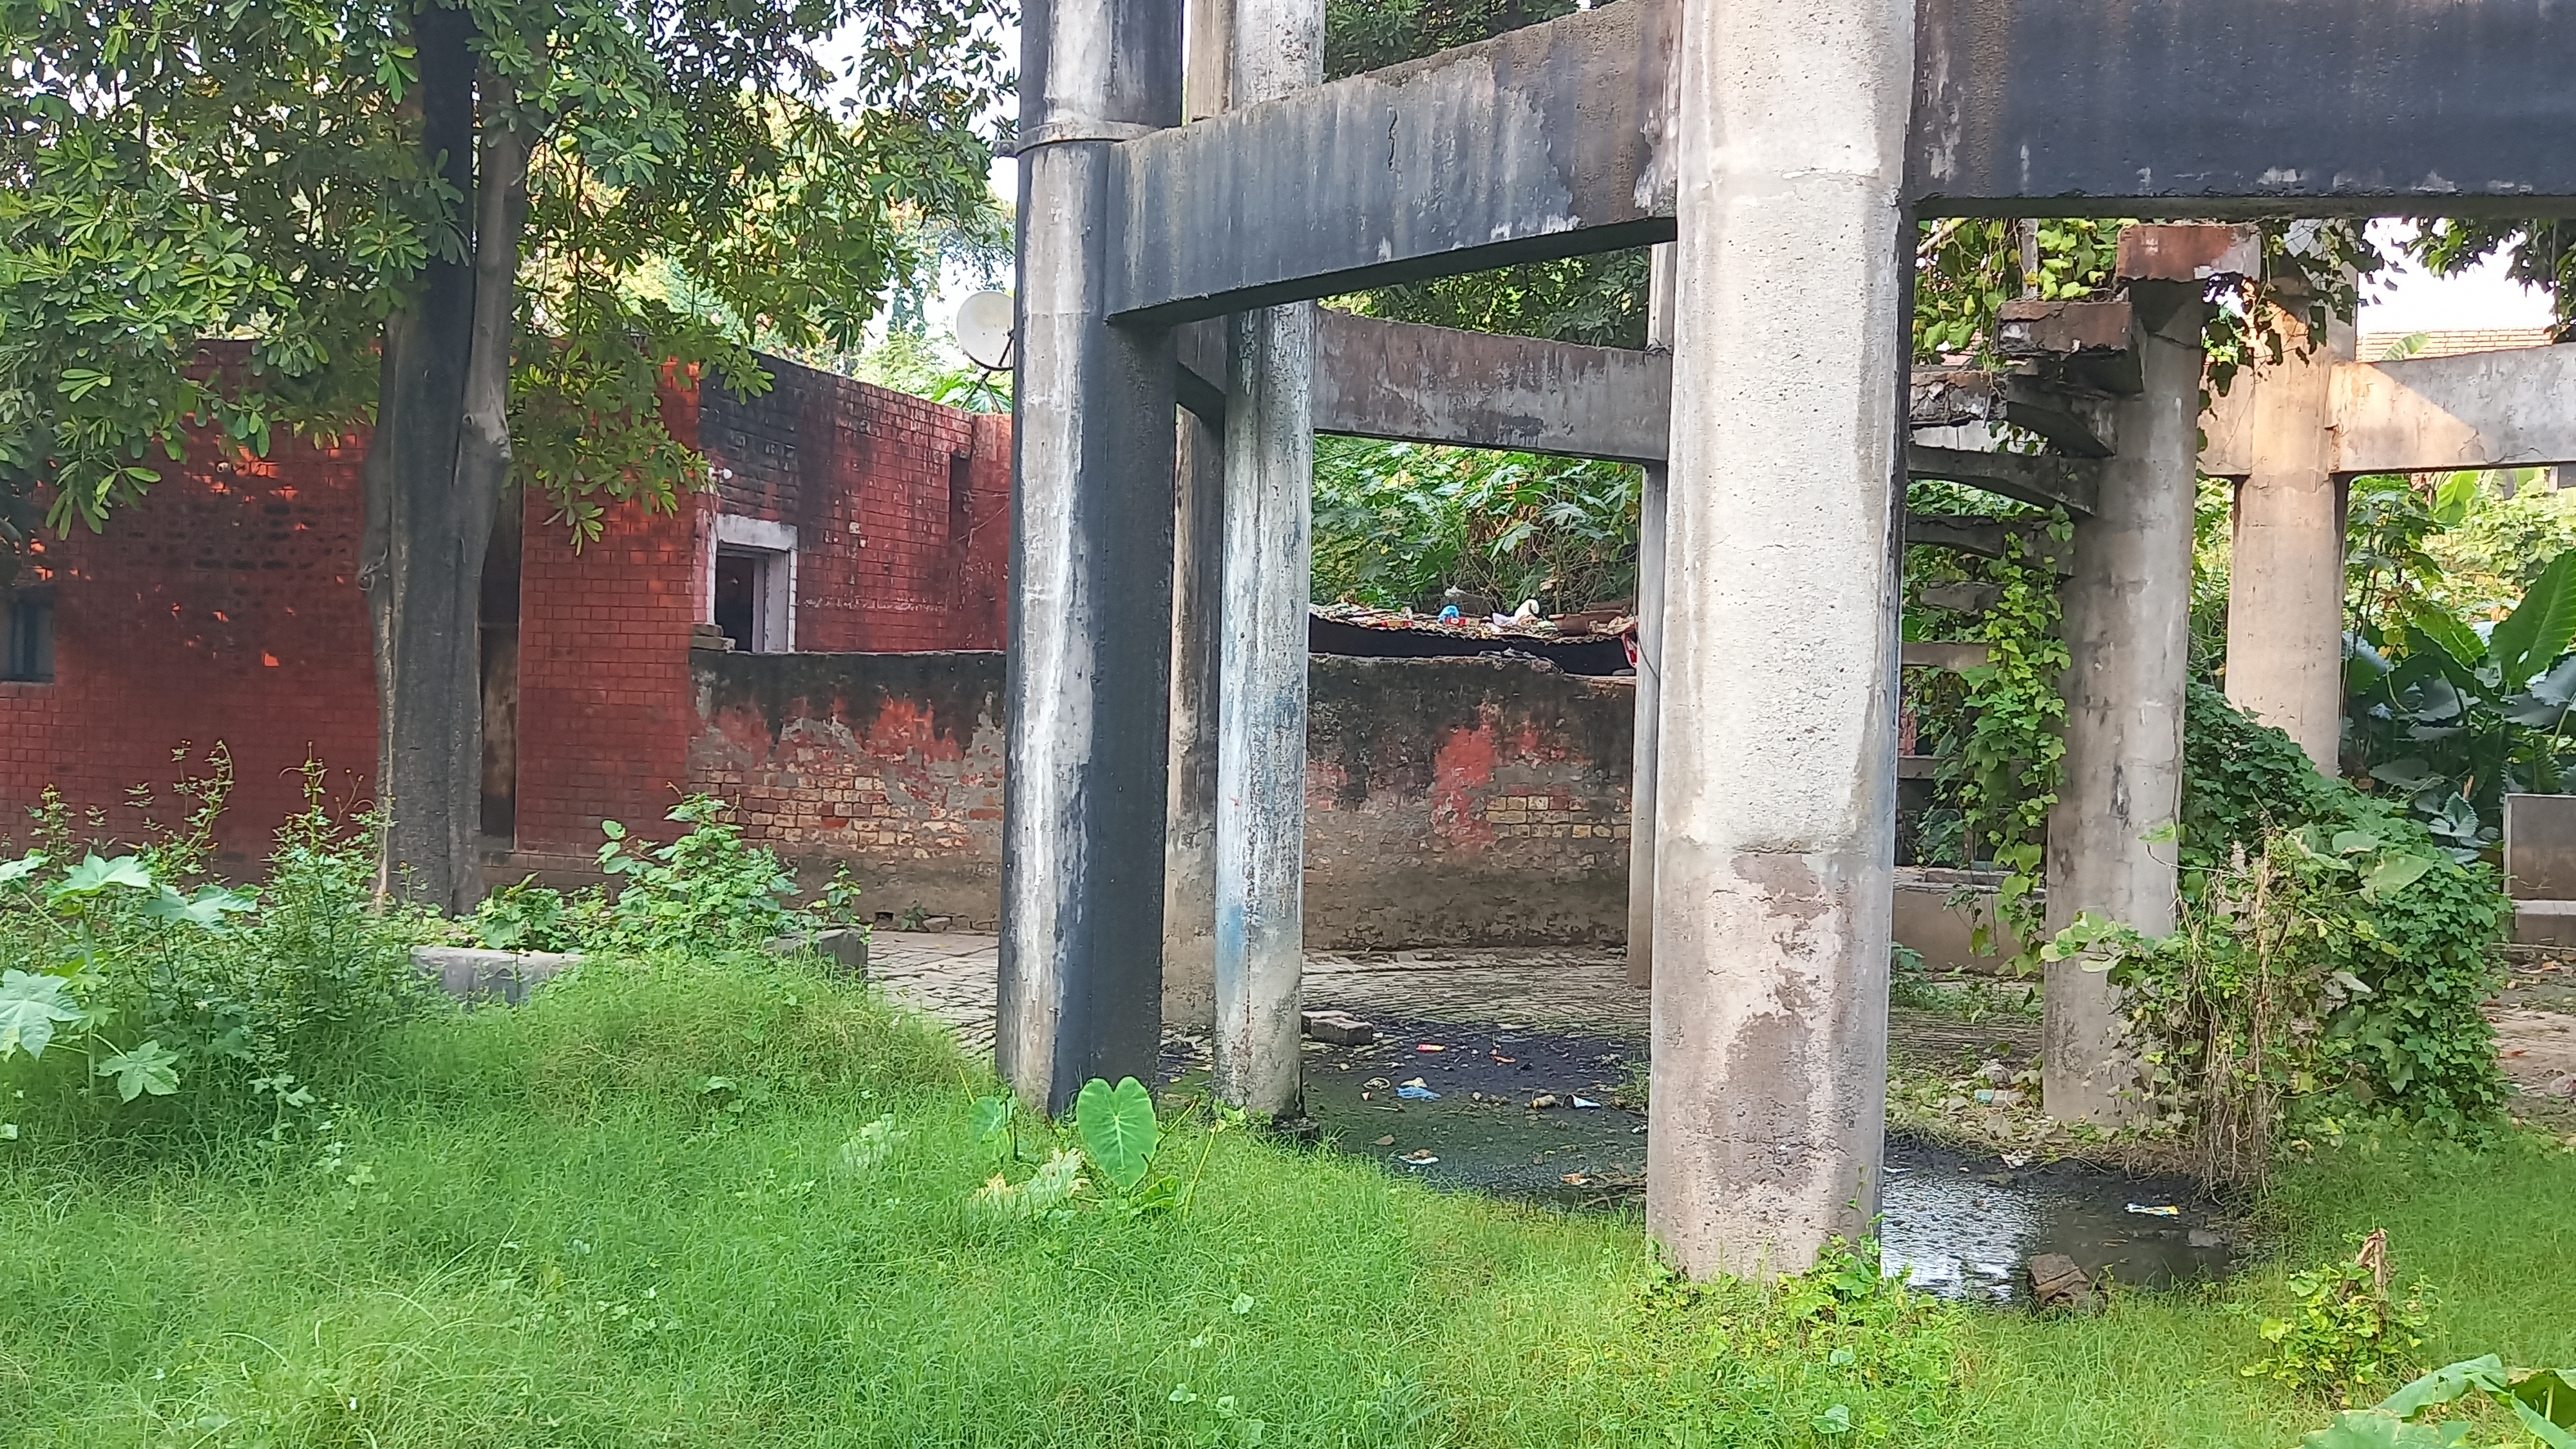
[0,853,44,886]
[140,884,256,928]
[51,853,152,898]
[2492,548,2576,692]
[2514,1399,2576,1449]
[1074,1076,1159,1192]
[969,1094,1014,1143]
[2377,1356,2507,1419]
[95,1039,182,1102]
[2404,603,2490,676]
[2360,851,2441,901]
[0,970,84,1060]
[2300,1410,2460,1448]
[2511,1369,2576,1434]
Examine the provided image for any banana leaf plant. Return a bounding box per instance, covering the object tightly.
[2346,548,2576,859]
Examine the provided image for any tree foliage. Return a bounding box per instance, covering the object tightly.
[1310,435,1639,612]
[0,0,1002,544]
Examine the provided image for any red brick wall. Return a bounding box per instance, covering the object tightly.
[697,359,1010,652]
[686,651,1637,945]
[509,488,706,855]
[2,347,1008,868]
[0,431,378,866]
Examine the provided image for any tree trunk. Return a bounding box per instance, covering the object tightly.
[359,5,526,914]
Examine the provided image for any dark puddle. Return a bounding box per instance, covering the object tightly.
[1256,1015,2237,1305]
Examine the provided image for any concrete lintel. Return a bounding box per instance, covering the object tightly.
[2331,343,2576,474]
[1996,299,2131,359]
[1314,312,1672,463]
[1108,0,1676,324]
[1908,443,2100,516]
[2201,343,2576,477]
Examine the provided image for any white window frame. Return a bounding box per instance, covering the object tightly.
[708,515,798,653]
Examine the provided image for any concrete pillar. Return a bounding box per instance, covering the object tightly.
[1645,0,1911,1277]
[1208,0,1319,1118]
[997,0,1182,1114]
[2043,284,2206,1125]
[2226,294,2354,774]
[1164,412,1222,1032]
[1624,244,1674,990]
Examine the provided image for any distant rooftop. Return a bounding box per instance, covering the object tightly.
[2355,326,2559,361]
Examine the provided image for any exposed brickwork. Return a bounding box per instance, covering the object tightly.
[697,359,1009,652]
[686,651,1635,946]
[510,488,705,853]
[2,346,1009,864]
[0,429,378,864]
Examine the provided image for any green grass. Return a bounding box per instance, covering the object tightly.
[3,954,2571,1448]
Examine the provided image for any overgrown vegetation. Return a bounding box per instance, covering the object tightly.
[0,759,422,1142]
[467,795,864,957]
[5,941,2574,1446]
[2047,685,2508,1179]
[1310,433,1642,612]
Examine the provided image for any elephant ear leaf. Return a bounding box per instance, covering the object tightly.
[2492,548,2576,692]
[2405,603,2489,679]
[1074,1076,1159,1192]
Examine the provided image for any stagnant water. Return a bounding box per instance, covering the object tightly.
[1259,1015,2235,1305]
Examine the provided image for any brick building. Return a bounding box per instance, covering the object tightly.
[0,351,1011,870]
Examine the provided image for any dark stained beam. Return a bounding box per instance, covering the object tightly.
[1908,443,2100,517]
[1112,0,2576,323]
[1911,0,2576,218]
[1904,512,2073,574]
[1107,0,1676,325]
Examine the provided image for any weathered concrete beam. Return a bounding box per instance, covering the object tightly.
[1911,0,2576,218]
[1900,640,1994,670]
[1109,0,1676,325]
[2331,343,2576,474]
[2201,343,2576,477]
[1118,0,2576,323]
[1315,312,1672,463]
[1904,512,2073,574]
[1908,443,2099,516]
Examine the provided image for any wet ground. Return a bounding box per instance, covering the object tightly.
[1273,1014,2233,1303]
[869,934,2576,1302]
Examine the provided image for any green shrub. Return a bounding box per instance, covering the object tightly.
[2050,686,2508,1173]
[0,763,425,1142]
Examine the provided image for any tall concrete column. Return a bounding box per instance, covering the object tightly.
[2226,294,2353,774]
[1208,0,1320,1118]
[1164,413,1222,1032]
[998,0,1183,1114]
[1624,244,1674,990]
[1160,0,1235,1035]
[2043,285,2205,1125]
[1645,0,1911,1276]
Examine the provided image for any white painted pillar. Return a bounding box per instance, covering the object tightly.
[1645,0,1911,1276]
[1624,244,1674,990]
[2227,296,2353,774]
[1209,0,1319,1118]
[2043,286,2204,1125]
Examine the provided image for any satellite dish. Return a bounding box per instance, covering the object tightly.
[955,290,1016,372]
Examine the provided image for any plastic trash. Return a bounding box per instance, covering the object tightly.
[1571,1095,1600,1109]
[1397,1150,1438,1165]
[1438,604,1462,622]
[1395,1082,1439,1101]
[2125,1203,2182,1218]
